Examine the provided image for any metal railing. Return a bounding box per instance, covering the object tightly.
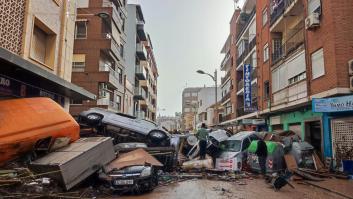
[236,36,256,67]
[135,87,147,99]
[238,80,244,91]
[271,21,304,65]
[221,92,231,103]
[221,71,231,85]
[271,0,299,25]
[220,52,231,70]
[102,33,123,60]
[237,8,256,42]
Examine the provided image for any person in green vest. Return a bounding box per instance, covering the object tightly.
[196,123,209,160]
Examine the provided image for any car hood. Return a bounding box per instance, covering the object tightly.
[219,151,241,159]
[110,165,148,174]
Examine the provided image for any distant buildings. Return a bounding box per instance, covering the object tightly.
[157,113,182,132]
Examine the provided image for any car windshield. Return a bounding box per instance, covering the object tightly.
[220,140,242,152]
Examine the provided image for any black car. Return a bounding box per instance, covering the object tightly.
[99,165,158,193]
[78,108,171,147]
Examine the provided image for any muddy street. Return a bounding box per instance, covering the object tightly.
[117,179,349,199]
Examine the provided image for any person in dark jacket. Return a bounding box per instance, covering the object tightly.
[256,139,268,176]
[196,123,209,160]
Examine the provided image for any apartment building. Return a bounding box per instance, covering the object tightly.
[0,0,94,110]
[157,113,182,132]
[256,0,353,159]
[181,87,202,131]
[69,0,127,116]
[196,87,221,128]
[125,3,158,121]
[219,9,241,125]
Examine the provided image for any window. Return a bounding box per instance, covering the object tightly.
[72,54,86,72]
[30,19,56,69]
[76,0,89,8]
[117,95,122,111]
[117,68,123,84]
[264,81,270,100]
[192,92,198,97]
[262,8,268,26]
[308,0,321,15]
[311,48,325,79]
[263,43,269,62]
[199,100,202,106]
[289,72,306,85]
[75,21,87,39]
[71,99,83,105]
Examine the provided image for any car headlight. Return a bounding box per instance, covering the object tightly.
[140,167,152,177]
[150,131,165,139]
[87,114,100,120]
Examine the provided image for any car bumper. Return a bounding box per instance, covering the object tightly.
[108,176,155,192]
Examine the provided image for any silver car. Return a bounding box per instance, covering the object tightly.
[78,108,171,147]
[216,131,259,171]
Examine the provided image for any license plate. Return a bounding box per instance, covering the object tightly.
[114,179,134,185]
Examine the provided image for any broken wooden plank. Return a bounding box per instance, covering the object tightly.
[284,154,298,172]
[293,169,324,181]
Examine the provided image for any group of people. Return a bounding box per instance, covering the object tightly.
[196,123,268,176]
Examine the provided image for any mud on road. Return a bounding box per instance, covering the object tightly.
[117,179,348,199]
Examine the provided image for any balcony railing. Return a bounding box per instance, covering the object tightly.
[99,63,123,88]
[237,8,256,42]
[136,111,146,119]
[135,64,147,80]
[220,52,231,70]
[221,92,231,103]
[220,113,233,123]
[102,33,123,61]
[271,21,304,65]
[136,42,147,60]
[221,71,231,85]
[273,80,307,106]
[270,0,298,25]
[251,68,257,80]
[236,42,249,66]
[237,80,244,91]
[134,87,147,99]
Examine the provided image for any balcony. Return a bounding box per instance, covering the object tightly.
[112,5,124,33]
[251,68,257,80]
[271,21,305,65]
[136,111,146,119]
[134,87,147,100]
[136,42,147,60]
[137,24,147,41]
[102,33,123,61]
[270,0,301,26]
[236,42,249,67]
[237,8,256,42]
[221,71,231,85]
[99,64,123,89]
[273,80,307,106]
[97,98,119,112]
[220,113,233,123]
[221,92,231,103]
[220,52,231,71]
[135,64,147,80]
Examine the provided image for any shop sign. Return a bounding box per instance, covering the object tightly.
[313,95,353,112]
[244,64,255,112]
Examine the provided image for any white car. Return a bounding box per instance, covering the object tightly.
[216,131,260,171]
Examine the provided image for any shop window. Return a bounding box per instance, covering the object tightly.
[75,21,87,39]
[72,54,86,72]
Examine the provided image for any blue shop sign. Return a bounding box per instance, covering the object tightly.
[312,95,353,113]
[244,64,253,112]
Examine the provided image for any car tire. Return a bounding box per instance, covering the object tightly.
[86,113,103,126]
[147,130,169,147]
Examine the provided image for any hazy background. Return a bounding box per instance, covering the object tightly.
[136,0,243,116]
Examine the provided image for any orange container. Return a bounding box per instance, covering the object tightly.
[0,98,80,165]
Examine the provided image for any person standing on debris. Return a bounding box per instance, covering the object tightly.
[256,139,268,177]
[196,123,209,160]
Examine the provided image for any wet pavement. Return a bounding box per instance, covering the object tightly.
[116,178,350,199]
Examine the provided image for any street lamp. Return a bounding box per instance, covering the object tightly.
[196,69,218,125]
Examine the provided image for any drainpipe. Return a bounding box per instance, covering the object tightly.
[57,0,69,78]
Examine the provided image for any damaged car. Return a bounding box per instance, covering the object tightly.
[78,108,171,147]
[99,149,163,194]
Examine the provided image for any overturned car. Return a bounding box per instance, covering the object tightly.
[78,108,171,147]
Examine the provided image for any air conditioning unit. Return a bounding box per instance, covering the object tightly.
[305,13,320,30]
[348,59,353,75]
[350,76,353,91]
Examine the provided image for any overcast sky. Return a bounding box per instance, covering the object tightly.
[137,0,242,116]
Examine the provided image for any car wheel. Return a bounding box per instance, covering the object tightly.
[147,130,168,147]
[86,113,103,126]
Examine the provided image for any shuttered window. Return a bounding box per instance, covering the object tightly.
[311,48,325,79]
[72,54,86,72]
[31,26,47,64]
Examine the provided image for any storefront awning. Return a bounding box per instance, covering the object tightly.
[0,48,96,101]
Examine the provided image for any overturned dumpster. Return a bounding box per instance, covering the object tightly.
[0,98,80,165]
[29,137,115,190]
